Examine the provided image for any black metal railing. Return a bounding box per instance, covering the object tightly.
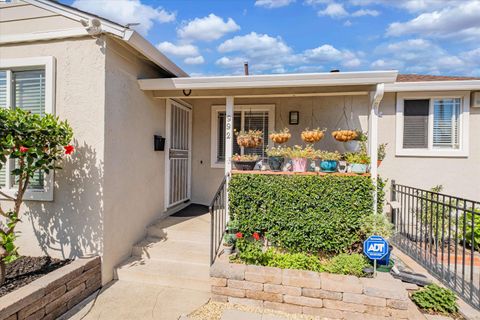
[210,175,228,265]
[391,180,480,309]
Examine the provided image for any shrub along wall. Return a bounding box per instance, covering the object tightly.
[229,174,382,253]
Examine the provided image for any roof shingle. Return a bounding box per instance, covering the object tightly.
[397,74,480,82]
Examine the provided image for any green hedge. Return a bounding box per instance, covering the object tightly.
[229,174,382,254]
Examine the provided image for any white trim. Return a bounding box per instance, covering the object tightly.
[0,56,56,201]
[139,71,398,91]
[210,104,276,169]
[386,80,480,92]
[368,84,384,214]
[0,29,89,45]
[395,91,470,158]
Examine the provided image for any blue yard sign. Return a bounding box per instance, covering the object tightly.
[363,235,389,260]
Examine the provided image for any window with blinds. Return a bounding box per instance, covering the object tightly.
[216,110,270,162]
[433,98,460,149]
[403,99,429,149]
[0,69,46,190]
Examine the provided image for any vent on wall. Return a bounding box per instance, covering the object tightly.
[472,92,480,108]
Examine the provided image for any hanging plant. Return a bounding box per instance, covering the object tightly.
[301,128,325,143]
[331,129,360,142]
[236,129,263,148]
[269,128,291,144]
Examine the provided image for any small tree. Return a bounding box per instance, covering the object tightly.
[0,108,73,284]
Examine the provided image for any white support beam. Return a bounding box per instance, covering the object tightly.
[225,96,234,222]
[369,83,385,214]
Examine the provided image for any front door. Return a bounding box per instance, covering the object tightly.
[165,99,192,209]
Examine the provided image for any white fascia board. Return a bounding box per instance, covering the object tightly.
[123,31,188,78]
[0,28,89,45]
[385,80,480,92]
[138,70,398,90]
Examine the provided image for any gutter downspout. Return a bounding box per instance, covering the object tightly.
[369,83,385,214]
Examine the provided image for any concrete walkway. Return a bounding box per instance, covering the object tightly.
[62,208,211,320]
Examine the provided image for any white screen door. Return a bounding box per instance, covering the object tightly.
[165,99,192,209]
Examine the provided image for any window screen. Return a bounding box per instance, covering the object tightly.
[403,99,429,149]
[433,98,460,149]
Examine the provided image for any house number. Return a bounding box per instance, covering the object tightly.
[226,115,232,139]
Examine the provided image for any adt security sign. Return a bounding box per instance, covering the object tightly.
[363,235,389,260]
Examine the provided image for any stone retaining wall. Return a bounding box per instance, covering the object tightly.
[0,257,101,320]
[210,262,424,319]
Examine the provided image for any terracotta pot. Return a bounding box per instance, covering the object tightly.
[377,160,382,167]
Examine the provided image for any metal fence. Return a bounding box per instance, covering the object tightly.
[390,180,479,309]
[209,175,227,265]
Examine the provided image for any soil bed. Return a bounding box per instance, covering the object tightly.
[0,256,71,297]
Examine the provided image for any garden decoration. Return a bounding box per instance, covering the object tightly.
[232,154,259,171]
[301,128,325,143]
[318,151,341,173]
[236,130,263,148]
[346,152,370,174]
[284,145,316,172]
[266,146,286,171]
[0,108,74,285]
[269,128,291,144]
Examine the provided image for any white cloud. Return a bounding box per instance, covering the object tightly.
[218,32,292,58]
[349,0,463,13]
[184,56,205,65]
[303,45,361,68]
[157,42,199,57]
[343,20,352,26]
[386,1,480,41]
[255,0,295,8]
[351,9,380,17]
[71,0,175,36]
[215,56,246,68]
[318,3,348,18]
[178,14,240,42]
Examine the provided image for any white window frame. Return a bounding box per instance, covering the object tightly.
[0,57,56,201]
[395,91,470,158]
[210,104,275,168]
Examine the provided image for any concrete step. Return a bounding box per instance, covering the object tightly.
[132,237,210,264]
[115,257,211,292]
[147,215,210,243]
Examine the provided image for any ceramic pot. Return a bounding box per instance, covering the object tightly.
[344,140,360,152]
[350,163,368,174]
[320,160,338,173]
[233,160,257,171]
[291,158,308,172]
[268,156,284,171]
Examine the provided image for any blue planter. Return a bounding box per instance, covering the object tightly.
[378,245,393,266]
[350,163,368,174]
[320,160,338,172]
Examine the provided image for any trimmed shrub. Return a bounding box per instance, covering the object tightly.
[323,253,369,277]
[229,174,380,253]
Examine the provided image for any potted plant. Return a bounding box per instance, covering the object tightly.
[285,145,315,172]
[301,128,325,143]
[222,233,236,255]
[345,152,370,174]
[333,130,366,152]
[269,128,291,144]
[232,154,259,171]
[377,143,387,167]
[266,146,286,171]
[235,129,263,148]
[318,151,341,173]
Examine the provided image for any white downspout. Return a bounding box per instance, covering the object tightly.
[225,96,234,222]
[369,83,384,214]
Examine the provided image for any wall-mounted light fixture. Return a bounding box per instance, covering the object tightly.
[289,111,299,125]
[154,135,165,151]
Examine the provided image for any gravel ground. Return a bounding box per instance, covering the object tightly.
[188,301,316,320]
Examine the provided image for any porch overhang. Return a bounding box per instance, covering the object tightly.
[138,70,398,98]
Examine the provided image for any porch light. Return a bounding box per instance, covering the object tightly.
[289,111,299,125]
[154,135,165,151]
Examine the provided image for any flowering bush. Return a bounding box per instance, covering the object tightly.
[0,108,73,284]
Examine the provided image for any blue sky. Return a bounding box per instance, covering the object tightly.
[63,0,480,76]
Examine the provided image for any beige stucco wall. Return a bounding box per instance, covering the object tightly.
[378,92,480,201]
[0,37,106,266]
[102,38,169,282]
[190,92,480,205]
[190,95,370,205]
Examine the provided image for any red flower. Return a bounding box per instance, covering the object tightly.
[19,146,29,153]
[252,232,260,241]
[235,232,243,239]
[64,145,75,155]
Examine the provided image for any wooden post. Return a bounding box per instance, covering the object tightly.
[225,96,234,222]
